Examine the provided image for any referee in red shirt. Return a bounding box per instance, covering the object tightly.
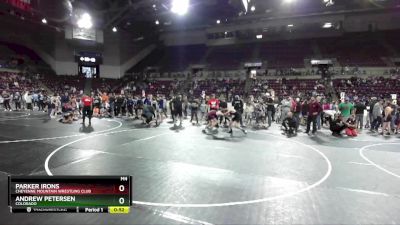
[81,94,94,125]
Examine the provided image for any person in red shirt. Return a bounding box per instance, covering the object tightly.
[305,96,322,135]
[208,94,220,111]
[81,94,93,125]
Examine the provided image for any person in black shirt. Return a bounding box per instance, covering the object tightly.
[127,96,134,117]
[135,96,143,119]
[282,112,297,135]
[301,99,309,126]
[169,96,175,122]
[293,98,301,130]
[190,98,200,125]
[395,106,400,134]
[115,94,124,117]
[219,97,229,127]
[266,96,275,127]
[368,97,377,129]
[13,92,22,111]
[172,95,183,126]
[354,99,366,129]
[108,93,115,117]
[327,114,348,136]
[121,95,127,117]
[2,91,12,111]
[232,95,244,127]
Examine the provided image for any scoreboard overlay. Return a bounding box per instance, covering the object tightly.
[8,176,132,214]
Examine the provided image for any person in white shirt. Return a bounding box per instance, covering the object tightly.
[24,92,33,110]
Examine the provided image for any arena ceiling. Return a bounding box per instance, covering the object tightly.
[1,0,399,36]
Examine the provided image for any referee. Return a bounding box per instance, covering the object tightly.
[81,94,94,126]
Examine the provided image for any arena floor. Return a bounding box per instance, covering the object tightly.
[1,111,400,225]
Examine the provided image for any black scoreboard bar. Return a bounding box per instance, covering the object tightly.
[8,176,132,214]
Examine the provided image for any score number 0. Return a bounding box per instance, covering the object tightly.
[119,185,125,205]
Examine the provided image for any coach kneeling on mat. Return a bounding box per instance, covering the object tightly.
[82,94,93,126]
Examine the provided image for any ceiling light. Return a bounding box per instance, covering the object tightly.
[288,24,294,27]
[77,13,93,29]
[171,0,189,15]
[112,27,117,32]
[283,0,297,3]
[216,20,221,24]
[155,20,160,25]
[91,58,96,62]
[41,18,47,24]
[250,5,256,11]
[322,22,332,28]
[256,34,263,39]
[224,31,228,35]
[242,0,248,12]
[324,0,334,6]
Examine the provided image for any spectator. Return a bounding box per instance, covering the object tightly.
[13,92,22,111]
[2,90,12,111]
[24,91,33,110]
[354,99,366,129]
[371,99,383,132]
[339,97,354,121]
[305,97,322,135]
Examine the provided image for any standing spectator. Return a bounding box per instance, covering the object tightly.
[281,96,291,120]
[390,101,397,133]
[115,94,124,117]
[61,92,69,112]
[354,99,366,129]
[13,92,22,111]
[25,91,33,111]
[182,95,189,119]
[339,97,354,121]
[126,95,135,118]
[232,95,244,127]
[190,98,199,125]
[32,92,38,109]
[305,97,322,135]
[382,101,393,135]
[199,98,207,123]
[81,94,93,126]
[371,99,383,132]
[38,92,45,111]
[368,97,378,129]
[301,99,309,126]
[2,90,12,111]
[293,98,301,130]
[395,106,400,134]
[108,93,115,117]
[158,95,168,120]
[266,95,275,127]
